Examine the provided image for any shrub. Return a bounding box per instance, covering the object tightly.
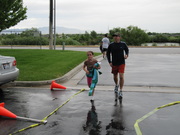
[56,37,81,45]
[1,37,48,45]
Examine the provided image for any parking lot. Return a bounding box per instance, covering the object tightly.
[0,87,180,135]
[0,47,180,135]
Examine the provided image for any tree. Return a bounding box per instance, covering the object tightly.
[21,28,40,37]
[109,26,149,46]
[90,30,97,38]
[0,0,27,32]
[153,34,168,42]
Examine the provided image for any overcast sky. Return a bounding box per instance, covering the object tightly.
[14,0,180,33]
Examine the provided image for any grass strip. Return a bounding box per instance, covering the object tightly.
[0,49,100,81]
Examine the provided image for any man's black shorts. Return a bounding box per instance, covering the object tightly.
[102,48,108,52]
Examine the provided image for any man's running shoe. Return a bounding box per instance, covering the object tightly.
[118,91,123,99]
[114,85,119,93]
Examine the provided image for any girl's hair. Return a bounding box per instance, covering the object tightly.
[87,51,94,55]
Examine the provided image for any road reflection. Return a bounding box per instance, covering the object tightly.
[83,100,101,135]
[106,104,125,135]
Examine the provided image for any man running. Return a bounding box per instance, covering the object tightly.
[106,33,129,102]
[102,34,110,59]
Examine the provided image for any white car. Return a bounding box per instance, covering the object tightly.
[0,55,19,85]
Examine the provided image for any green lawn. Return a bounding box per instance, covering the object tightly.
[0,49,100,81]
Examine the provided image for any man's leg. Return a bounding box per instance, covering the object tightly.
[113,73,119,102]
[113,73,118,85]
[103,51,105,58]
[118,73,124,99]
[119,73,124,90]
[112,66,119,103]
[103,50,107,59]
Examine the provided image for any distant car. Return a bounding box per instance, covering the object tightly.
[0,55,19,85]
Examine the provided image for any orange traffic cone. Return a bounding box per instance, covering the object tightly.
[50,80,66,90]
[0,103,17,118]
[0,103,47,123]
[0,102,5,107]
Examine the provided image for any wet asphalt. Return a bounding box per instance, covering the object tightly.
[0,88,180,135]
[79,48,180,87]
[0,47,180,135]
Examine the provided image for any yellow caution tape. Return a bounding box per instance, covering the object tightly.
[134,101,180,135]
[42,88,85,120]
[9,89,85,135]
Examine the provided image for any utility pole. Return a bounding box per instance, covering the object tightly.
[49,0,53,50]
[53,0,56,50]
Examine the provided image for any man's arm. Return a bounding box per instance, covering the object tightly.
[124,43,129,59]
[106,45,111,63]
[106,45,113,67]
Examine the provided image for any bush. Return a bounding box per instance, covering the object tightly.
[1,37,48,45]
[56,37,81,45]
[152,43,157,46]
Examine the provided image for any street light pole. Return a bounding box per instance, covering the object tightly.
[49,0,53,50]
[53,0,56,50]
